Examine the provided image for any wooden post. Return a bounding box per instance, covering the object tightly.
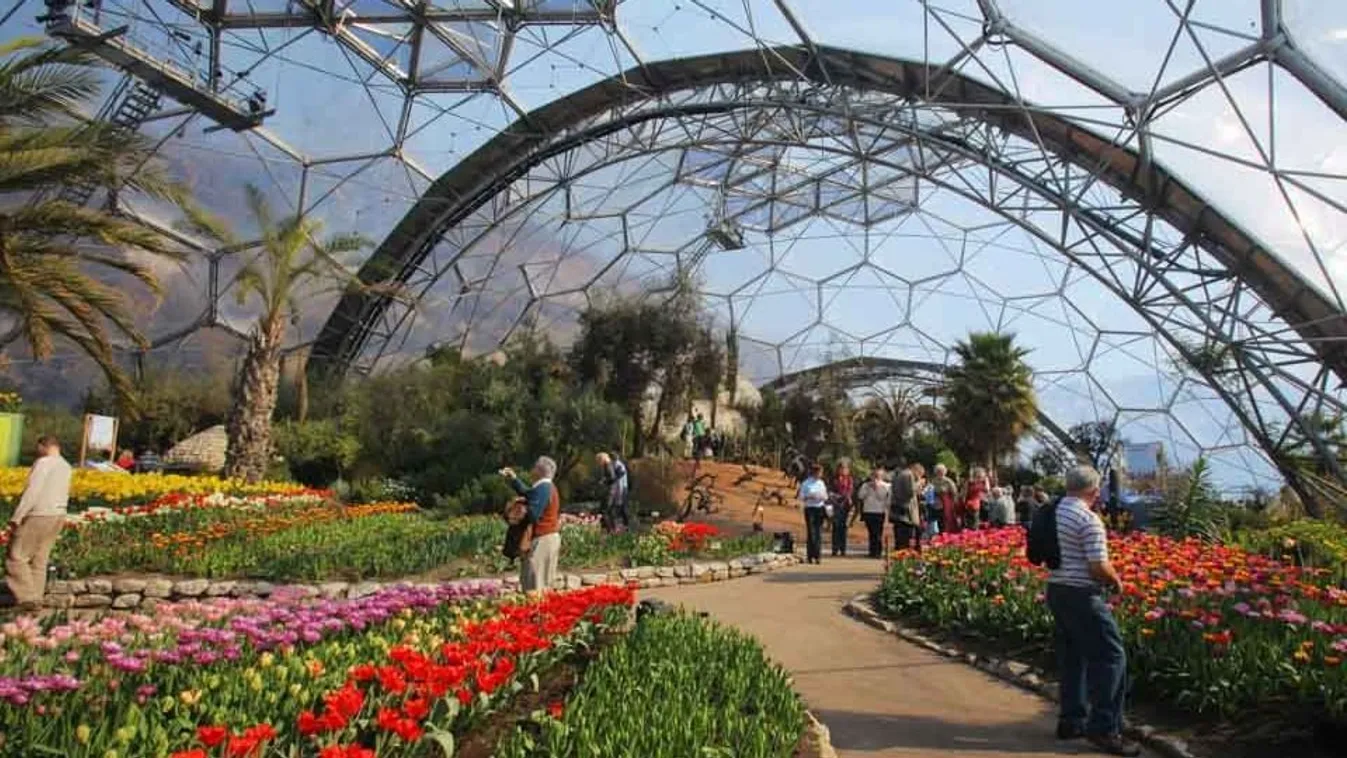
[78,414,90,468]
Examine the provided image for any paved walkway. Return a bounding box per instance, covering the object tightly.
[649,556,1152,758]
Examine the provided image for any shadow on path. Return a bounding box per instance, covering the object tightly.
[813,710,1095,755]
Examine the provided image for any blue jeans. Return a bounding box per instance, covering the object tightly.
[1046,583,1127,736]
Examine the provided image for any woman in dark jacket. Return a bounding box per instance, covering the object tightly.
[830,461,855,556]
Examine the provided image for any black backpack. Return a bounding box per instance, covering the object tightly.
[1026,499,1062,569]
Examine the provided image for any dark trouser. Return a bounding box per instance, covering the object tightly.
[803,507,825,563]
[893,522,921,553]
[603,496,630,532]
[1046,583,1127,737]
[831,505,851,556]
[862,512,885,558]
[965,508,981,530]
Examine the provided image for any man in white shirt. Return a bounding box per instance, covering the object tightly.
[854,467,891,558]
[1046,465,1138,757]
[6,436,72,611]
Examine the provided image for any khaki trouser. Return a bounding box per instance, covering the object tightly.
[521,531,561,592]
[6,516,63,605]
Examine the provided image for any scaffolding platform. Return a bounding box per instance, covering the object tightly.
[45,16,268,132]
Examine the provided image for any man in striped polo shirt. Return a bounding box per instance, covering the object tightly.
[1047,466,1139,757]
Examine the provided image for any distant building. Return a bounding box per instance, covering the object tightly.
[1121,441,1164,479]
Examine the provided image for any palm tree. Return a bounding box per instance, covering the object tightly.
[854,384,941,464]
[943,332,1038,471]
[0,39,184,402]
[182,187,367,481]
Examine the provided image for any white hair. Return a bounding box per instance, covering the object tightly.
[535,456,557,480]
[934,464,947,476]
[1065,465,1101,494]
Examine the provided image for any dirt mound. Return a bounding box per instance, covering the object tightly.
[671,460,807,538]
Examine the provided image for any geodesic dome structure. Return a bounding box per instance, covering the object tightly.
[14,1,1347,500]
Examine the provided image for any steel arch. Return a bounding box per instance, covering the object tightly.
[307,45,1347,504]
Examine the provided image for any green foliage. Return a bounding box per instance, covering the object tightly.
[18,402,82,464]
[1037,475,1065,496]
[180,185,371,481]
[854,385,941,466]
[942,332,1037,470]
[333,334,626,504]
[570,275,718,455]
[1151,458,1229,543]
[428,473,519,518]
[1237,519,1347,584]
[83,368,232,453]
[272,419,360,488]
[935,448,963,478]
[0,39,187,406]
[345,477,418,505]
[498,612,803,758]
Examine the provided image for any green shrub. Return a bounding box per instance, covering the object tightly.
[272,419,360,487]
[935,448,963,477]
[18,403,83,464]
[428,472,519,517]
[498,612,803,758]
[1151,458,1229,543]
[347,476,419,504]
[1237,519,1347,584]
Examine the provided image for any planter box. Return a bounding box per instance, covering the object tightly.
[0,413,23,467]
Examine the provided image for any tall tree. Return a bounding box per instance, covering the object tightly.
[182,186,367,481]
[943,332,1038,471]
[1068,419,1124,472]
[690,326,724,428]
[0,39,185,404]
[570,277,707,456]
[854,384,942,465]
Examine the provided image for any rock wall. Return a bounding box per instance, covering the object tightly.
[43,552,801,612]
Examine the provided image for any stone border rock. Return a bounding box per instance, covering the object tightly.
[800,711,839,758]
[843,593,1199,758]
[41,552,802,612]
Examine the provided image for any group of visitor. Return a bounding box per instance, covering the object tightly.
[681,411,725,460]
[794,460,1054,561]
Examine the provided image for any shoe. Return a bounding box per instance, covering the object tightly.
[1086,733,1141,757]
[1056,722,1085,740]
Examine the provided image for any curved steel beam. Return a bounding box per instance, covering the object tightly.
[310,45,1347,386]
[759,355,1081,458]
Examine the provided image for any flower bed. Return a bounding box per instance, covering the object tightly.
[45,498,773,584]
[1237,519,1347,585]
[49,500,454,579]
[1,583,634,755]
[876,528,1347,724]
[496,611,804,758]
[0,468,316,514]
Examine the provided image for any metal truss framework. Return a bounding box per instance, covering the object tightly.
[761,355,1081,461]
[22,0,1347,500]
[308,46,1347,504]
